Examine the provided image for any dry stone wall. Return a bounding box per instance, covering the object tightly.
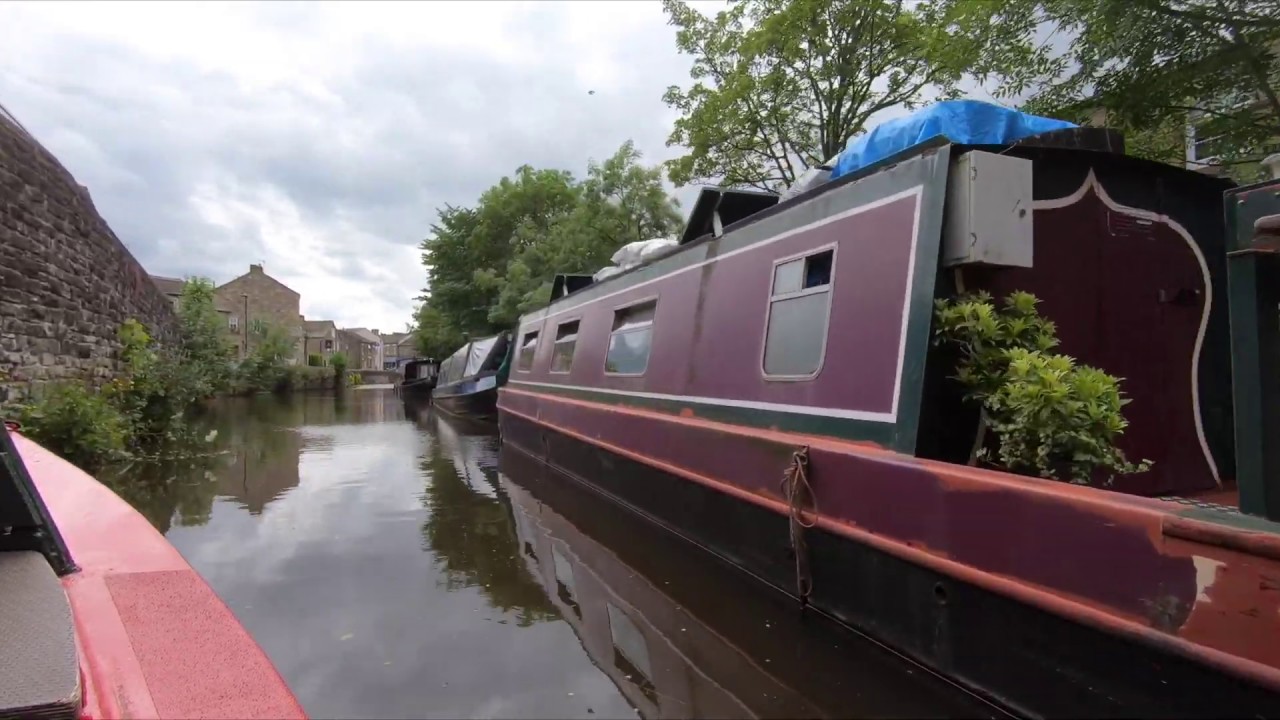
[0,113,177,405]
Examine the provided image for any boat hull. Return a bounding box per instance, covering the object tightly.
[11,432,305,720]
[432,377,500,422]
[397,378,436,400]
[498,388,1280,718]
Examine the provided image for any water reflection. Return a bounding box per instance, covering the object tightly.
[419,410,557,627]
[98,391,992,719]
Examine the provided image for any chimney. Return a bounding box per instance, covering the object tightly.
[249,263,264,274]
[372,328,380,336]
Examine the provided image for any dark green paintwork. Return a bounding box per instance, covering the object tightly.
[1226,180,1280,521]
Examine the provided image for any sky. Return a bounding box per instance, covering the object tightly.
[0,1,723,333]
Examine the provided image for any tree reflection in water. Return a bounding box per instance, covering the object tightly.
[418,408,558,628]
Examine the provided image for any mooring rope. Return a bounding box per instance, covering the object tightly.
[779,445,817,606]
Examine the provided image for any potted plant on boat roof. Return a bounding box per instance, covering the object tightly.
[933,290,1151,486]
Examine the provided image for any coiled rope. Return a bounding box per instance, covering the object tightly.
[779,445,817,606]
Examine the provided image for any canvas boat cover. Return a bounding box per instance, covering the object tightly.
[464,335,500,377]
[829,99,1076,181]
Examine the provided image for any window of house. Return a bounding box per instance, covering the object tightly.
[324,339,333,351]
[605,300,656,375]
[763,248,834,377]
[228,315,239,332]
[517,329,539,371]
[551,320,579,373]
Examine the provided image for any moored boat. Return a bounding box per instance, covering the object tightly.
[431,333,512,422]
[0,421,305,719]
[398,357,440,400]
[498,101,1280,716]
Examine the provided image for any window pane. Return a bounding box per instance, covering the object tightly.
[764,291,830,376]
[804,249,833,288]
[551,341,575,372]
[555,321,579,343]
[773,259,804,295]
[518,331,538,370]
[612,302,655,332]
[605,327,652,374]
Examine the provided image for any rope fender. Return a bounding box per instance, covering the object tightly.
[779,445,818,607]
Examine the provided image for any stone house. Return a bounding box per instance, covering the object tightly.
[338,327,382,370]
[380,331,416,369]
[214,264,303,363]
[302,319,338,364]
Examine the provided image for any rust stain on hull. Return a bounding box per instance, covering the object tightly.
[499,387,1280,693]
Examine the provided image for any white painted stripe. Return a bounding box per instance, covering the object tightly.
[889,189,925,418]
[524,185,925,324]
[1032,170,1221,487]
[507,379,897,423]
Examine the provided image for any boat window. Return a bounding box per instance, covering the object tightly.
[764,248,834,377]
[551,320,579,374]
[605,300,656,375]
[517,329,539,372]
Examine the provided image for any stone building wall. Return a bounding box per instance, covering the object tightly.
[0,113,177,405]
[214,265,303,362]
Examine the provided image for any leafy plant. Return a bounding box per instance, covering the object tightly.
[308,353,324,367]
[11,383,129,470]
[934,291,1151,485]
[329,352,349,388]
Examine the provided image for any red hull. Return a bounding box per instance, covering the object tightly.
[13,433,305,720]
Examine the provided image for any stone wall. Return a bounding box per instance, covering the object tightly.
[214,264,303,362]
[0,113,177,405]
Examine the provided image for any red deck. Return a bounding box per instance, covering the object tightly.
[13,433,306,720]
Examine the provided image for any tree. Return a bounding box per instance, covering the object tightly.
[944,0,1280,175]
[415,141,681,350]
[488,141,683,326]
[176,278,232,396]
[661,0,964,191]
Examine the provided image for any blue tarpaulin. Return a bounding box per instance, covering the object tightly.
[829,99,1077,180]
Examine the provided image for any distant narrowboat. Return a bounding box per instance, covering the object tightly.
[498,101,1280,716]
[397,357,440,400]
[432,333,512,421]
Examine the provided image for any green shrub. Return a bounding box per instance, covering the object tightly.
[329,352,348,388]
[308,353,324,367]
[934,291,1151,485]
[12,383,130,471]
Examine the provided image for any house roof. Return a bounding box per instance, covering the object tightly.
[150,275,185,297]
[216,264,300,298]
[303,320,337,333]
[381,332,413,345]
[341,327,381,344]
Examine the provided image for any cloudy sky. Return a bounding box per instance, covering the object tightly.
[0,1,723,333]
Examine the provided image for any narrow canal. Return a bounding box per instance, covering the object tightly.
[103,389,1002,719]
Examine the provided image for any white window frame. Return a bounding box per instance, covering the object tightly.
[228,315,239,332]
[516,325,541,373]
[549,317,582,375]
[603,296,659,378]
[760,243,837,381]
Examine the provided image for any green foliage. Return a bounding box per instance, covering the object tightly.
[661,0,966,190]
[307,353,324,367]
[416,140,680,351]
[941,0,1280,176]
[11,384,129,470]
[233,321,300,394]
[329,352,349,388]
[934,291,1150,485]
[176,277,233,396]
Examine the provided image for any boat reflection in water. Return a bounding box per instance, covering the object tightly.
[497,445,998,720]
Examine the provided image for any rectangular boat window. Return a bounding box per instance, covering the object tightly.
[551,320,579,373]
[764,248,834,377]
[517,329,539,372]
[605,300,656,375]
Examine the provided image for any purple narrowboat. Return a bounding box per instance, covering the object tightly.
[497,109,1280,716]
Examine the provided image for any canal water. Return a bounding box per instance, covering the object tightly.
[103,390,1002,719]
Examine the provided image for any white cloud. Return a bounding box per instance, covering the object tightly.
[0,0,706,332]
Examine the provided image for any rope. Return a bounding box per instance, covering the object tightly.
[779,445,817,606]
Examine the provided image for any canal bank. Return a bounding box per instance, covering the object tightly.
[103,389,995,719]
